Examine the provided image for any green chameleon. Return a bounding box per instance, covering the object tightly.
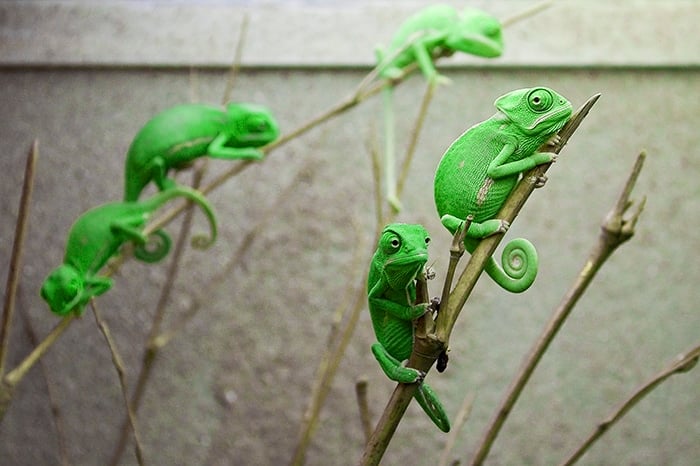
[375,4,504,211]
[434,86,573,292]
[124,102,280,202]
[41,186,217,316]
[367,223,450,432]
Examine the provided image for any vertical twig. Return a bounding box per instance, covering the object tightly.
[355,378,374,443]
[221,13,250,104]
[0,140,38,377]
[468,151,645,466]
[438,392,476,466]
[91,302,145,466]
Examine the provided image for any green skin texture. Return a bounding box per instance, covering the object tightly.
[376,4,504,211]
[367,223,450,432]
[40,186,217,316]
[434,87,573,292]
[124,102,280,201]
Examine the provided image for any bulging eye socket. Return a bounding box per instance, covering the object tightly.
[527,89,553,113]
[424,236,431,245]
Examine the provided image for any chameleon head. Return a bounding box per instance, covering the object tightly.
[445,8,504,58]
[40,264,112,316]
[495,87,573,136]
[41,265,86,316]
[376,223,431,291]
[225,102,280,147]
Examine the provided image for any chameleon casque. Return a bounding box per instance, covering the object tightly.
[434,87,573,292]
[41,186,217,316]
[367,223,450,432]
[375,4,504,211]
[124,102,280,202]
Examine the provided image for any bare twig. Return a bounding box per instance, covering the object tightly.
[1,141,38,377]
[356,378,374,443]
[559,343,700,466]
[469,150,645,465]
[221,13,250,104]
[17,288,70,466]
[91,302,145,466]
[109,164,206,466]
[359,94,600,466]
[439,392,476,466]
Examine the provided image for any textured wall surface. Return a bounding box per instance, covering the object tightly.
[1,2,699,465]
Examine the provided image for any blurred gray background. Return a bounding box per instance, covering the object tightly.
[1,1,698,465]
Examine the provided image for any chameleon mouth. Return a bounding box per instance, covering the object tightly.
[526,104,573,132]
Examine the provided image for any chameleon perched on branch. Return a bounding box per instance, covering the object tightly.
[434,86,572,292]
[41,186,217,316]
[367,223,450,432]
[375,4,504,211]
[124,102,279,201]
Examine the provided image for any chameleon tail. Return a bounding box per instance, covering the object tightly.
[134,229,172,263]
[383,85,402,212]
[481,237,538,293]
[136,186,218,258]
[414,382,450,433]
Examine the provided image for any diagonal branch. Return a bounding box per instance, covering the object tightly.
[559,342,700,466]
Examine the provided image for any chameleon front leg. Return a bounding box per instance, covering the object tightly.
[441,213,508,240]
[371,342,424,384]
[487,142,555,180]
[207,133,266,160]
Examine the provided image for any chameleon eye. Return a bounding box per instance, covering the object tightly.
[424,237,431,245]
[390,238,400,248]
[527,89,553,113]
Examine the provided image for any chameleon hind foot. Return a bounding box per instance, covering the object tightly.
[441,214,509,239]
[372,343,425,384]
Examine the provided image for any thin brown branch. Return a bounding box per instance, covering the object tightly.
[355,378,374,443]
[91,302,145,466]
[1,140,38,377]
[18,289,70,466]
[359,93,601,466]
[559,343,700,466]
[439,392,476,466]
[109,164,206,466]
[469,150,645,466]
[221,13,249,104]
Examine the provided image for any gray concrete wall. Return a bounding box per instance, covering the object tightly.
[1,1,699,465]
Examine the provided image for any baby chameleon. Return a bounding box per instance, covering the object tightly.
[434,87,573,292]
[375,4,504,211]
[124,102,280,202]
[367,223,450,432]
[41,186,217,316]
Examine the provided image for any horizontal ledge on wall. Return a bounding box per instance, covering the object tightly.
[1,1,699,68]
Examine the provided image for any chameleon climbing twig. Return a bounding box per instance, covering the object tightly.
[559,342,699,466]
[468,149,645,465]
[359,93,600,466]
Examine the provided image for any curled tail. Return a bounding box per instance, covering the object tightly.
[134,186,218,262]
[482,237,538,293]
[414,382,450,433]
